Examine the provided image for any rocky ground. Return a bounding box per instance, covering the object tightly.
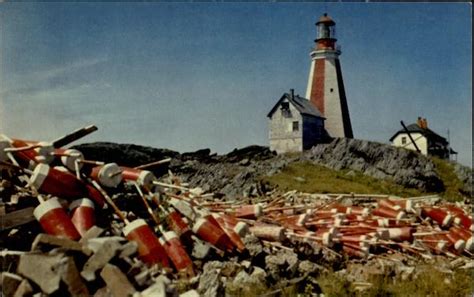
[73,138,472,198]
[1,137,472,297]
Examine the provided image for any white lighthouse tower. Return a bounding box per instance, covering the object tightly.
[305,13,353,138]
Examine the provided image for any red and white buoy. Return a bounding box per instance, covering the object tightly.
[211,214,246,252]
[51,166,106,209]
[452,213,474,232]
[378,199,402,211]
[120,167,156,190]
[159,231,194,277]
[192,217,234,252]
[445,230,466,253]
[234,204,263,220]
[449,226,473,252]
[281,213,309,227]
[123,219,170,267]
[417,234,449,253]
[55,148,84,172]
[378,227,413,242]
[342,243,369,258]
[216,213,249,237]
[69,198,96,237]
[389,199,414,213]
[33,198,81,240]
[0,136,12,162]
[329,204,370,217]
[165,208,193,245]
[1,136,53,169]
[421,207,453,228]
[90,163,123,188]
[372,206,406,221]
[249,223,286,242]
[29,164,87,199]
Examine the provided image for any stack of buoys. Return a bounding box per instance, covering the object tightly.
[417,204,473,254]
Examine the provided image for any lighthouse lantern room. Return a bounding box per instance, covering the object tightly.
[316,13,337,50]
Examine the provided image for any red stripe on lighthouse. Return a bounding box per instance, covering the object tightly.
[310,59,325,115]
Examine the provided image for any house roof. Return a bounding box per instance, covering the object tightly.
[267,93,324,118]
[389,123,448,144]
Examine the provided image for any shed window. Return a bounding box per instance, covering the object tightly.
[292,121,299,132]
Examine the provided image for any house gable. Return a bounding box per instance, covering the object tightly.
[267,93,324,119]
[268,91,327,154]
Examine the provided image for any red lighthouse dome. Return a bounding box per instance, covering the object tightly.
[315,13,337,50]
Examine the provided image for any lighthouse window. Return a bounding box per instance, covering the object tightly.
[330,88,334,93]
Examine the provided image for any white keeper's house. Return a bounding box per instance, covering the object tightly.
[389,117,457,160]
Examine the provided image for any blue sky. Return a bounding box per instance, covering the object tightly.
[0,3,471,166]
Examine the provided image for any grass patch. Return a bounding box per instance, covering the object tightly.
[263,162,424,197]
[317,267,474,297]
[432,157,468,201]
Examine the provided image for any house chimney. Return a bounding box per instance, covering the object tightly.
[422,118,428,129]
[290,89,295,99]
[417,117,423,128]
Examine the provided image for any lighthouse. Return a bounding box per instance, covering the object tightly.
[305,13,353,138]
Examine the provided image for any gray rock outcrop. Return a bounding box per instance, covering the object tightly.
[303,138,444,192]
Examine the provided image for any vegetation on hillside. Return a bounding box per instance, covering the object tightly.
[431,157,469,201]
[263,162,424,198]
[316,267,474,297]
[263,158,470,201]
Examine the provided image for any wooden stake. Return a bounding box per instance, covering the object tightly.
[3,144,41,153]
[154,181,189,191]
[51,125,98,148]
[134,183,160,225]
[134,158,172,170]
[90,180,129,224]
[78,159,105,166]
[0,161,33,175]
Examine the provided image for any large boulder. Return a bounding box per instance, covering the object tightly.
[303,138,444,192]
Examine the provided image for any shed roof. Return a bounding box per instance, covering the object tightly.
[389,123,448,144]
[267,93,324,118]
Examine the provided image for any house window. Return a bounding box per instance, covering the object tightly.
[401,136,407,145]
[281,102,290,117]
[292,121,299,132]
